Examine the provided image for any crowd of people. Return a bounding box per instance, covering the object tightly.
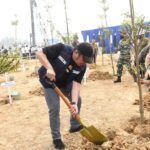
[0,45,40,59]
[20,45,38,59]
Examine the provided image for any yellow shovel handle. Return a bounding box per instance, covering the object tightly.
[44,77,84,126]
[53,86,82,124]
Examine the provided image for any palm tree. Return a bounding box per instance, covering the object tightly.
[63,0,70,44]
[98,0,115,75]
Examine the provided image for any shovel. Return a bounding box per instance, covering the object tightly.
[45,78,107,145]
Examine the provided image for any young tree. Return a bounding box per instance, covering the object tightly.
[98,0,109,26]
[103,29,115,75]
[98,0,115,75]
[122,0,150,123]
[98,0,108,66]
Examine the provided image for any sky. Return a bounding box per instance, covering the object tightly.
[0,0,150,45]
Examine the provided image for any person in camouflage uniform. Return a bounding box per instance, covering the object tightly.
[137,30,149,52]
[140,36,149,51]
[136,34,149,78]
[138,44,150,78]
[114,31,136,83]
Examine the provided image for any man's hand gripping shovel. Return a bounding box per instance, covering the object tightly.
[45,77,107,145]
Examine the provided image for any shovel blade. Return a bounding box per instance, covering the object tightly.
[80,125,107,145]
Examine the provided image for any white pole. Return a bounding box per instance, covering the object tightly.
[110,35,113,44]
[5,73,13,105]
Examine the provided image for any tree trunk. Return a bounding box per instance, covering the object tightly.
[129,0,144,123]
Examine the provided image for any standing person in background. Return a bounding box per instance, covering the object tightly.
[36,42,93,149]
[138,44,150,78]
[91,39,98,66]
[72,34,79,48]
[145,49,150,80]
[136,31,149,78]
[138,30,149,52]
[72,39,79,48]
[114,31,136,83]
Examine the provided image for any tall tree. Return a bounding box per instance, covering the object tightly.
[46,5,54,45]
[30,0,36,46]
[64,0,70,44]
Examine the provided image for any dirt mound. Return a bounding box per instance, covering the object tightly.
[29,87,44,96]
[88,71,113,81]
[101,117,150,150]
[124,117,150,138]
[110,133,150,150]
[142,94,150,111]
[63,126,150,150]
[26,72,38,78]
[64,133,98,150]
[0,95,9,105]
[133,94,150,111]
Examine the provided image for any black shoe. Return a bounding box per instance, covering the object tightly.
[69,125,83,133]
[114,77,121,83]
[134,78,137,82]
[53,139,65,149]
[132,74,137,82]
